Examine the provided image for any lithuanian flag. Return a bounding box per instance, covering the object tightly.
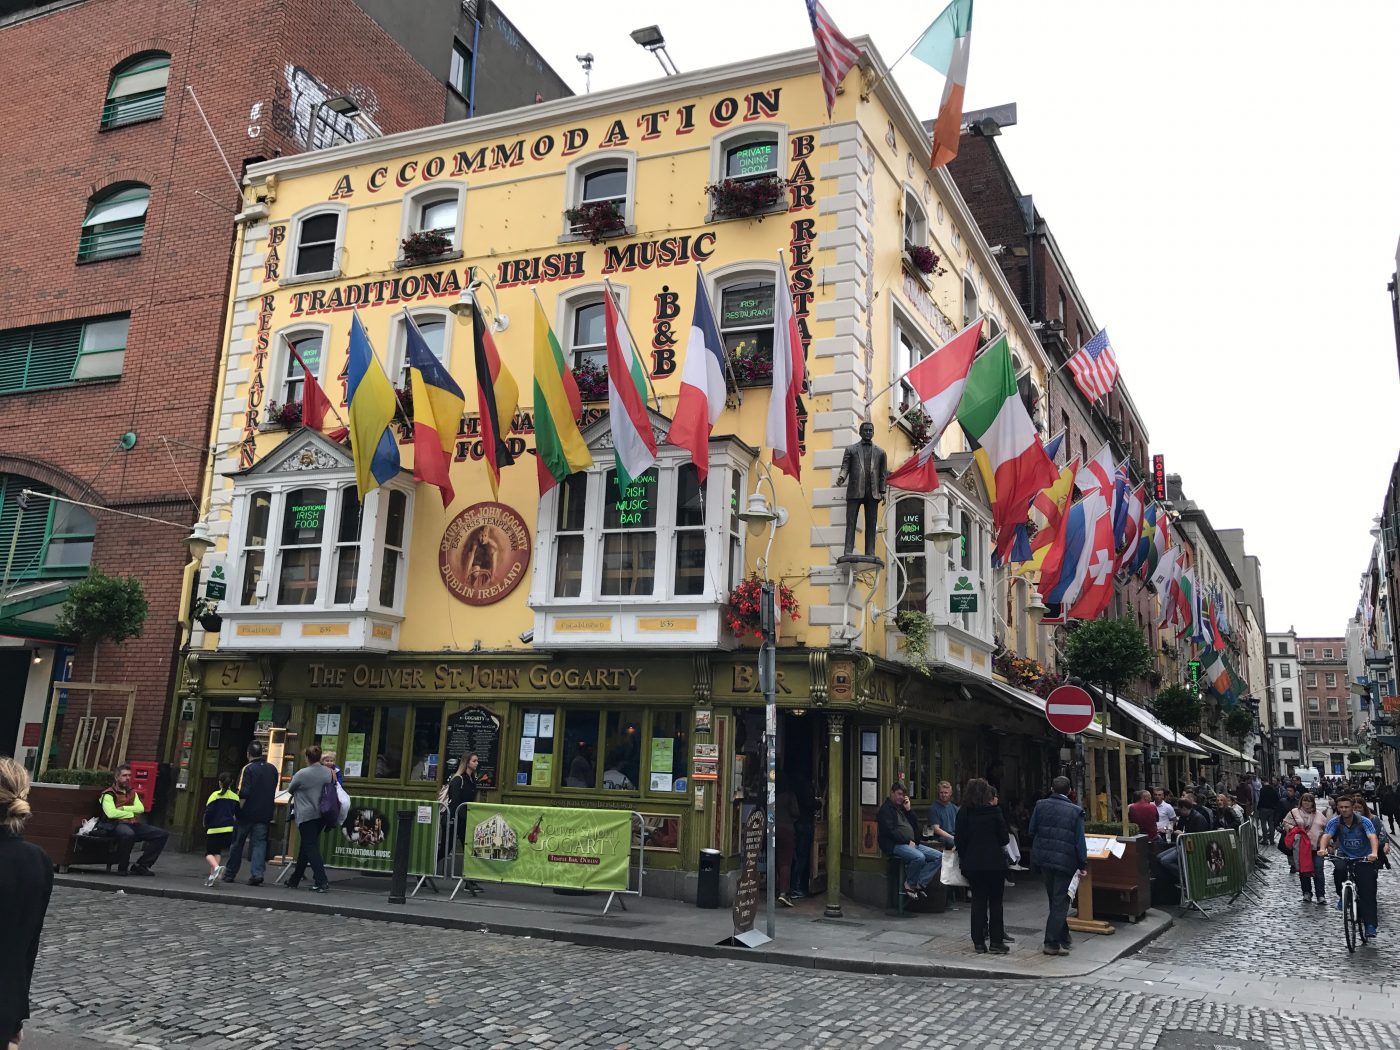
[533,296,592,494]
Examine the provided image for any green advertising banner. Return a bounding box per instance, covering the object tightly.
[1180,829,1247,902]
[314,793,441,877]
[458,802,632,891]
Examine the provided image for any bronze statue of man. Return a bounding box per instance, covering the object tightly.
[836,421,888,557]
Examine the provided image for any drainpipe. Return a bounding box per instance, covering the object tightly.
[468,11,482,117]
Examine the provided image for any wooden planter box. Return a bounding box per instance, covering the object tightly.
[1088,834,1151,922]
[25,782,118,872]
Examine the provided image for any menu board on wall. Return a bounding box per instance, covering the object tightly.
[443,705,501,788]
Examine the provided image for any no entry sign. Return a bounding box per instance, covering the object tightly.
[1045,685,1096,735]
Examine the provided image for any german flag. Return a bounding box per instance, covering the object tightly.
[472,300,518,499]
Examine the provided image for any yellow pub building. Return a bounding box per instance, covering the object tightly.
[170,39,1074,907]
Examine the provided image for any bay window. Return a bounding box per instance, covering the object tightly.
[221,431,412,651]
[530,419,755,648]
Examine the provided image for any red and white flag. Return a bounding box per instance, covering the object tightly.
[1066,494,1117,621]
[768,258,805,481]
[1075,440,1115,496]
[886,318,982,493]
[804,0,861,118]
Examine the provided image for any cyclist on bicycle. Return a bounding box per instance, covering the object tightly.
[1319,794,1381,939]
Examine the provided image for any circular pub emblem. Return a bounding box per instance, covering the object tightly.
[438,502,531,606]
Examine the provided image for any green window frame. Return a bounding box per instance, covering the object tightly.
[0,315,128,394]
[312,703,443,787]
[0,475,95,582]
[78,185,149,262]
[520,707,690,797]
[102,53,171,129]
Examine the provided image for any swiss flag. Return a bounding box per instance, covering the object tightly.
[1066,499,1117,621]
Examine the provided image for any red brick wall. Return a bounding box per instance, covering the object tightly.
[0,0,445,770]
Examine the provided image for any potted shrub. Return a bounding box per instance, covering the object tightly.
[1153,684,1202,735]
[725,575,800,640]
[905,244,946,277]
[564,201,626,245]
[705,175,788,220]
[571,360,609,402]
[263,400,303,429]
[1223,704,1255,742]
[400,228,453,263]
[193,596,222,633]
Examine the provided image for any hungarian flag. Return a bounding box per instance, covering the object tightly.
[404,313,464,508]
[887,318,983,493]
[471,300,519,499]
[604,289,656,489]
[955,334,1058,541]
[533,296,592,495]
[768,265,805,481]
[911,0,974,168]
[668,269,728,481]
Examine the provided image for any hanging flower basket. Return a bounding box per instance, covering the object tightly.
[993,651,1048,692]
[705,176,789,219]
[905,244,946,277]
[400,228,453,263]
[264,400,303,428]
[571,360,609,402]
[564,201,626,245]
[392,385,413,425]
[725,575,801,639]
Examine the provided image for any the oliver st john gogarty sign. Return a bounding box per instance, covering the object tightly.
[303,662,647,693]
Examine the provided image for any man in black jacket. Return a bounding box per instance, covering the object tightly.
[223,741,278,886]
[1256,777,1281,844]
[877,783,940,899]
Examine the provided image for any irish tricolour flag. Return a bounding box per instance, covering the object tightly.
[955,334,1058,540]
[604,287,656,489]
[912,0,974,169]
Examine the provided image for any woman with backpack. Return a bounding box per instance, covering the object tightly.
[286,745,334,893]
[203,772,240,887]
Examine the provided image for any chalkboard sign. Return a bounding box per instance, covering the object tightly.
[732,808,765,935]
[443,705,501,788]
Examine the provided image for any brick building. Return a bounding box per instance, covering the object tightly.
[946,119,1159,689]
[0,0,563,781]
[1296,636,1351,775]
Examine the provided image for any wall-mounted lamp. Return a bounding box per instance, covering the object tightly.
[923,493,960,551]
[449,266,509,332]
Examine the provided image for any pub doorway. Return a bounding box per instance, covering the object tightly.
[196,709,259,811]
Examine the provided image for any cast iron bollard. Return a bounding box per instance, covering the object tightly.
[389,809,412,904]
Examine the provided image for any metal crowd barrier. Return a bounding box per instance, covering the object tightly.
[443,801,647,915]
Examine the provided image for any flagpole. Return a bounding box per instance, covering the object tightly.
[859,23,927,98]
[602,278,663,414]
[864,314,984,409]
[698,262,743,405]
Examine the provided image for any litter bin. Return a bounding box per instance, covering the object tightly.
[697,848,721,909]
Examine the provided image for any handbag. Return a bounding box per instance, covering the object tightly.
[939,848,970,887]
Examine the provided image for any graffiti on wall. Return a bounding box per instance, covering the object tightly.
[270,65,383,150]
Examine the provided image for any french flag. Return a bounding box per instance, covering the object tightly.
[668,269,727,481]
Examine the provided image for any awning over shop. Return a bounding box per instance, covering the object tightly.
[1350,759,1376,772]
[1103,691,1209,757]
[0,578,76,643]
[1195,733,1248,762]
[986,679,1141,753]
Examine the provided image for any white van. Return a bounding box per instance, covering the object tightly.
[1292,767,1320,790]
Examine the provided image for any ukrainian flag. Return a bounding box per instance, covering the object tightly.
[346,311,400,500]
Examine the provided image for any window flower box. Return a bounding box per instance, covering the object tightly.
[399,228,453,264]
[705,176,789,220]
[728,337,773,388]
[725,575,800,640]
[563,202,627,245]
[905,244,946,278]
[571,361,609,402]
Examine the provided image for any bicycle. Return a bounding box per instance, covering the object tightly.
[1327,853,1374,952]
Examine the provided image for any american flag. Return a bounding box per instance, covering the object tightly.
[805,0,861,118]
[1068,328,1119,402]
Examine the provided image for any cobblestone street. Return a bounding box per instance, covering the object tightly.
[22,872,1400,1050]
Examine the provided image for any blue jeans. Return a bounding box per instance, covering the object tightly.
[223,822,269,881]
[892,843,941,888]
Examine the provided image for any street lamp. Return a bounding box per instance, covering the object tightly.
[630,25,680,75]
[449,266,510,332]
[923,492,960,550]
[737,462,788,578]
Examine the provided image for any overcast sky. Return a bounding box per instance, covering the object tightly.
[500,1,1400,638]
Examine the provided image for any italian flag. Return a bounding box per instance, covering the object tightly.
[955,334,1058,541]
[912,0,974,169]
[604,289,657,489]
